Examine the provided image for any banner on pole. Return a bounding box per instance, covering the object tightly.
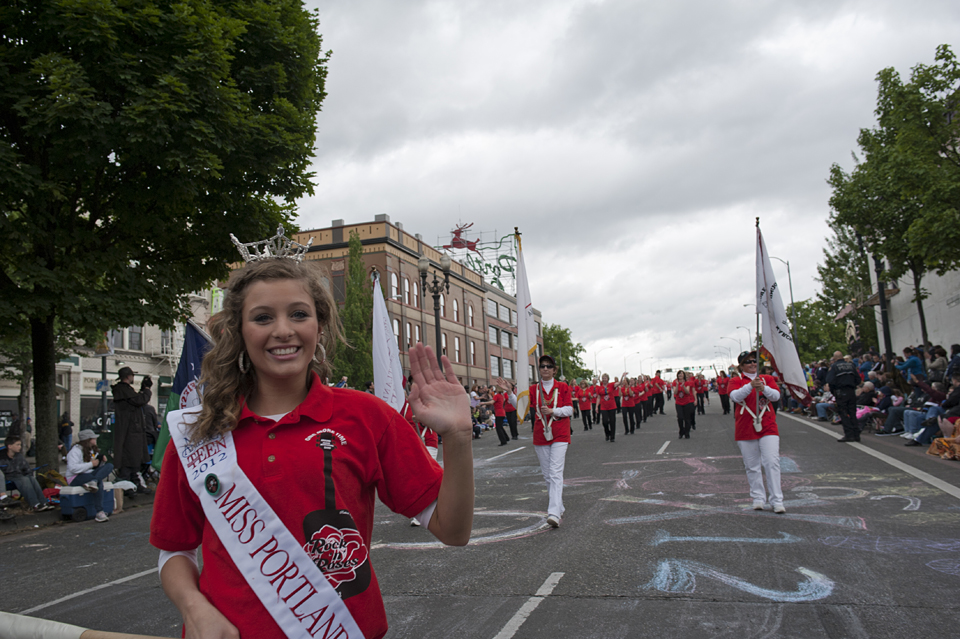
[372,273,405,413]
[514,230,538,423]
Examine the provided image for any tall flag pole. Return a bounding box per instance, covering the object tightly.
[756,219,813,409]
[151,320,211,472]
[514,228,538,423]
[372,271,405,413]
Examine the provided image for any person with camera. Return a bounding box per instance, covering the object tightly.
[67,429,114,522]
[111,367,153,492]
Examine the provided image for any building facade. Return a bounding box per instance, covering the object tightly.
[293,215,542,390]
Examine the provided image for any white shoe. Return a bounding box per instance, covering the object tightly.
[546,515,560,528]
[410,517,421,527]
[752,500,765,511]
[773,505,786,514]
[899,432,912,439]
[95,511,109,522]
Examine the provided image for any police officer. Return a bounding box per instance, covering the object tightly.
[825,351,860,442]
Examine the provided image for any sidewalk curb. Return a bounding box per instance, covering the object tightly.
[0,491,156,536]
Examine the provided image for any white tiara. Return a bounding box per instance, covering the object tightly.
[230,225,313,263]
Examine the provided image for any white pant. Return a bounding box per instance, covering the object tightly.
[737,436,783,507]
[535,442,568,519]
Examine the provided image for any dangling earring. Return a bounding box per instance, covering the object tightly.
[238,351,250,374]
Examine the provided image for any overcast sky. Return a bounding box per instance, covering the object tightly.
[296,0,960,376]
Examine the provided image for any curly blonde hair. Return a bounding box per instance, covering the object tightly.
[189,259,342,442]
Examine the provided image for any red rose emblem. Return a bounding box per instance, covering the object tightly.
[303,524,369,588]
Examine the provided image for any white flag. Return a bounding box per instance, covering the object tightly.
[756,226,812,406]
[515,231,539,423]
[372,274,405,413]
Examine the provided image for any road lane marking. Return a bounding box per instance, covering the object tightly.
[492,572,564,639]
[487,446,526,461]
[19,568,158,614]
[656,441,670,455]
[782,413,960,501]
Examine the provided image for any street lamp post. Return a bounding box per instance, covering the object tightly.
[418,254,451,369]
[594,346,612,377]
[736,326,753,351]
[721,335,742,352]
[624,351,641,374]
[770,255,797,345]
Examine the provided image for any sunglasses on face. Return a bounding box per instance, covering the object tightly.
[539,364,554,369]
[742,359,757,365]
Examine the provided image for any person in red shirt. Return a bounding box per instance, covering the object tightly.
[598,373,618,442]
[576,380,593,431]
[491,385,512,446]
[619,376,634,435]
[525,355,572,528]
[673,370,696,439]
[728,351,784,513]
[695,374,707,416]
[653,371,667,414]
[592,379,602,424]
[151,253,474,639]
[716,370,732,415]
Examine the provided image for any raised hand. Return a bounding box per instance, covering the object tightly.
[407,344,472,439]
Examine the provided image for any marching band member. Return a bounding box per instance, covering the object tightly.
[598,373,618,442]
[673,370,696,439]
[527,355,573,528]
[728,351,785,513]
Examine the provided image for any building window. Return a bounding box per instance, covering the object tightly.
[392,318,401,350]
[403,278,410,305]
[503,359,513,379]
[413,281,420,307]
[488,326,498,344]
[439,293,445,317]
[108,329,123,349]
[415,325,421,344]
[405,322,412,348]
[390,272,399,299]
[468,304,474,327]
[453,299,459,322]
[127,326,143,351]
[536,321,541,335]
[470,341,476,365]
[512,309,518,325]
[490,355,500,377]
[441,333,447,356]
[500,330,511,349]
[454,336,461,363]
[486,299,497,317]
[499,304,510,323]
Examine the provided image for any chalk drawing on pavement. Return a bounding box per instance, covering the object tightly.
[371,510,551,549]
[645,559,834,603]
[819,535,960,553]
[651,530,802,546]
[813,472,904,483]
[869,495,921,511]
[791,486,869,500]
[892,512,960,526]
[926,559,960,577]
[641,473,810,494]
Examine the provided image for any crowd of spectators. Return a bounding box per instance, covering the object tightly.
[788,343,960,457]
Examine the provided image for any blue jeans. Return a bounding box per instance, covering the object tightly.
[904,406,943,434]
[816,403,835,419]
[12,475,48,508]
[71,463,114,513]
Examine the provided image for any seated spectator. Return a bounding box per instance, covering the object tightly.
[927,346,948,383]
[856,381,878,406]
[926,415,960,459]
[877,384,929,435]
[896,347,925,381]
[945,344,960,381]
[905,374,960,446]
[814,385,836,421]
[66,430,114,523]
[2,436,54,512]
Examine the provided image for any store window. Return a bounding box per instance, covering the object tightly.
[488,326,498,344]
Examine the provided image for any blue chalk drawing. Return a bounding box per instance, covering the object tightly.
[651,530,802,546]
[926,559,960,577]
[780,457,800,473]
[645,559,834,603]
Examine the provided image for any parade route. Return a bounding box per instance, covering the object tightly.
[4,404,960,637]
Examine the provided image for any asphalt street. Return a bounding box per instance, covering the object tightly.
[4,399,960,638]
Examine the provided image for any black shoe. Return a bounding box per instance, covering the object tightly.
[905,440,923,447]
[685,434,691,439]
[679,434,684,439]
[837,437,860,443]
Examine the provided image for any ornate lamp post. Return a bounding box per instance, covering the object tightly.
[418,254,452,369]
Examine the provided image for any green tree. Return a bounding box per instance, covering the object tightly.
[332,231,373,387]
[541,323,592,381]
[787,299,848,363]
[814,214,879,352]
[0,1,329,469]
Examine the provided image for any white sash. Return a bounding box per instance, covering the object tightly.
[169,409,363,639]
[536,383,557,441]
